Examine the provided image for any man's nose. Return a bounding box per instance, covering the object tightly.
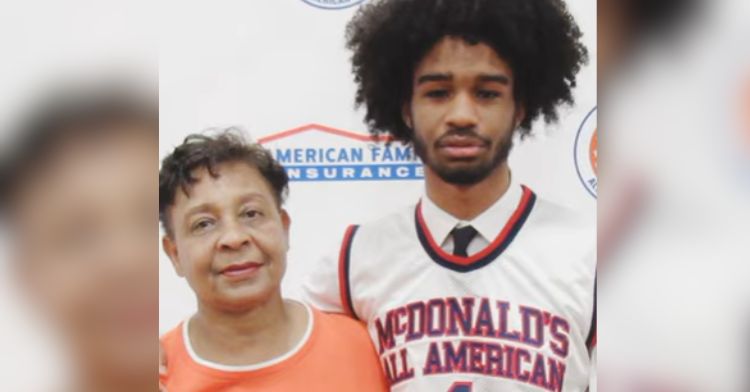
[445,92,479,129]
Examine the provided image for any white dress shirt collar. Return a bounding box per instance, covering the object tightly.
[420,175,524,248]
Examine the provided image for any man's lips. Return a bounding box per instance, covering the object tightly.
[437,135,489,158]
[219,262,264,278]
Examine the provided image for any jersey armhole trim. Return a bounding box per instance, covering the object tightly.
[338,224,360,320]
[586,277,597,352]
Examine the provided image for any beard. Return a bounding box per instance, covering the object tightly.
[413,124,514,186]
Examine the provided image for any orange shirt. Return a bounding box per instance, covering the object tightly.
[161,304,388,392]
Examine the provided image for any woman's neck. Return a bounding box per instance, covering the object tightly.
[190,294,309,366]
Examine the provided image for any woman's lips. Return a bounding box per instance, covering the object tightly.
[220,262,264,279]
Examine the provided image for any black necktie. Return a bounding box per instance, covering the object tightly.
[451,225,478,257]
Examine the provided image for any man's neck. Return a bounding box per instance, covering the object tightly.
[191,293,306,366]
[425,164,511,221]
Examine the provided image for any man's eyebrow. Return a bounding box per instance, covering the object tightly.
[478,74,510,85]
[416,73,510,85]
[417,73,452,84]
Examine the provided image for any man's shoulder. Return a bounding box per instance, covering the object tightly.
[352,203,416,238]
[526,192,595,234]
[521,192,596,269]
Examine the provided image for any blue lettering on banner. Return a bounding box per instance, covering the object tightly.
[274,148,365,164]
[259,124,423,182]
[284,164,423,181]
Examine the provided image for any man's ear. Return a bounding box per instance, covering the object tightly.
[514,105,526,129]
[162,235,185,277]
[402,103,413,130]
[280,209,292,250]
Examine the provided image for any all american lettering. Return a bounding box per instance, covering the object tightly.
[374,296,571,391]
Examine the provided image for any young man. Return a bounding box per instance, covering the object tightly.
[1,88,158,392]
[158,132,388,391]
[303,1,595,391]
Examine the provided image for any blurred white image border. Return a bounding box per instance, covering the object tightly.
[599,0,750,391]
[0,0,156,390]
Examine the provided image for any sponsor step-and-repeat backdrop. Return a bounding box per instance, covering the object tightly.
[159,0,597,333]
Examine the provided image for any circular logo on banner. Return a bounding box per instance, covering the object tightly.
[574,107,598,198]
[301,0,366,10]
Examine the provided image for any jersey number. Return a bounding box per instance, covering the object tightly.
[448,381,473,392]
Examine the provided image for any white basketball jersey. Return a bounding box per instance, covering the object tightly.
[304,184,596,392]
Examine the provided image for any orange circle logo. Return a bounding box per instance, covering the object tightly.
[574,107,597,198]
[589,128,598,176]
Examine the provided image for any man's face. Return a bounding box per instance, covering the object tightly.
[15,128,157,380]
[163,161,290,312]
[406,36,523,185]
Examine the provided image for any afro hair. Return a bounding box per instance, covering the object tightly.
[346,0,589,142]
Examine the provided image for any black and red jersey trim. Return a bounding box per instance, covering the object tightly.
[587,277,597,352]
[415,185,537,273]
[337,225,360,320]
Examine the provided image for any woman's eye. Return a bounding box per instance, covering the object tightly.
[191,219,214,233]
[242,210,262,219]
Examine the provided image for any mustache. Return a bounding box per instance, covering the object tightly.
[435,126,492,147]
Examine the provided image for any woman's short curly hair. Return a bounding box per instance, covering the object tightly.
[159,130,288,237]
[346,0,589,142]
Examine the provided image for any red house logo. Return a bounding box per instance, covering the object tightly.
[259,124,423,182]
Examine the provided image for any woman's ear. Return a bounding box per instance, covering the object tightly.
[162,235,184,277]
[280,209,292,250]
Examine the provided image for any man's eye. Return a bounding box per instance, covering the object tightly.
[425,89,450,99]
[476,89,500,99]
